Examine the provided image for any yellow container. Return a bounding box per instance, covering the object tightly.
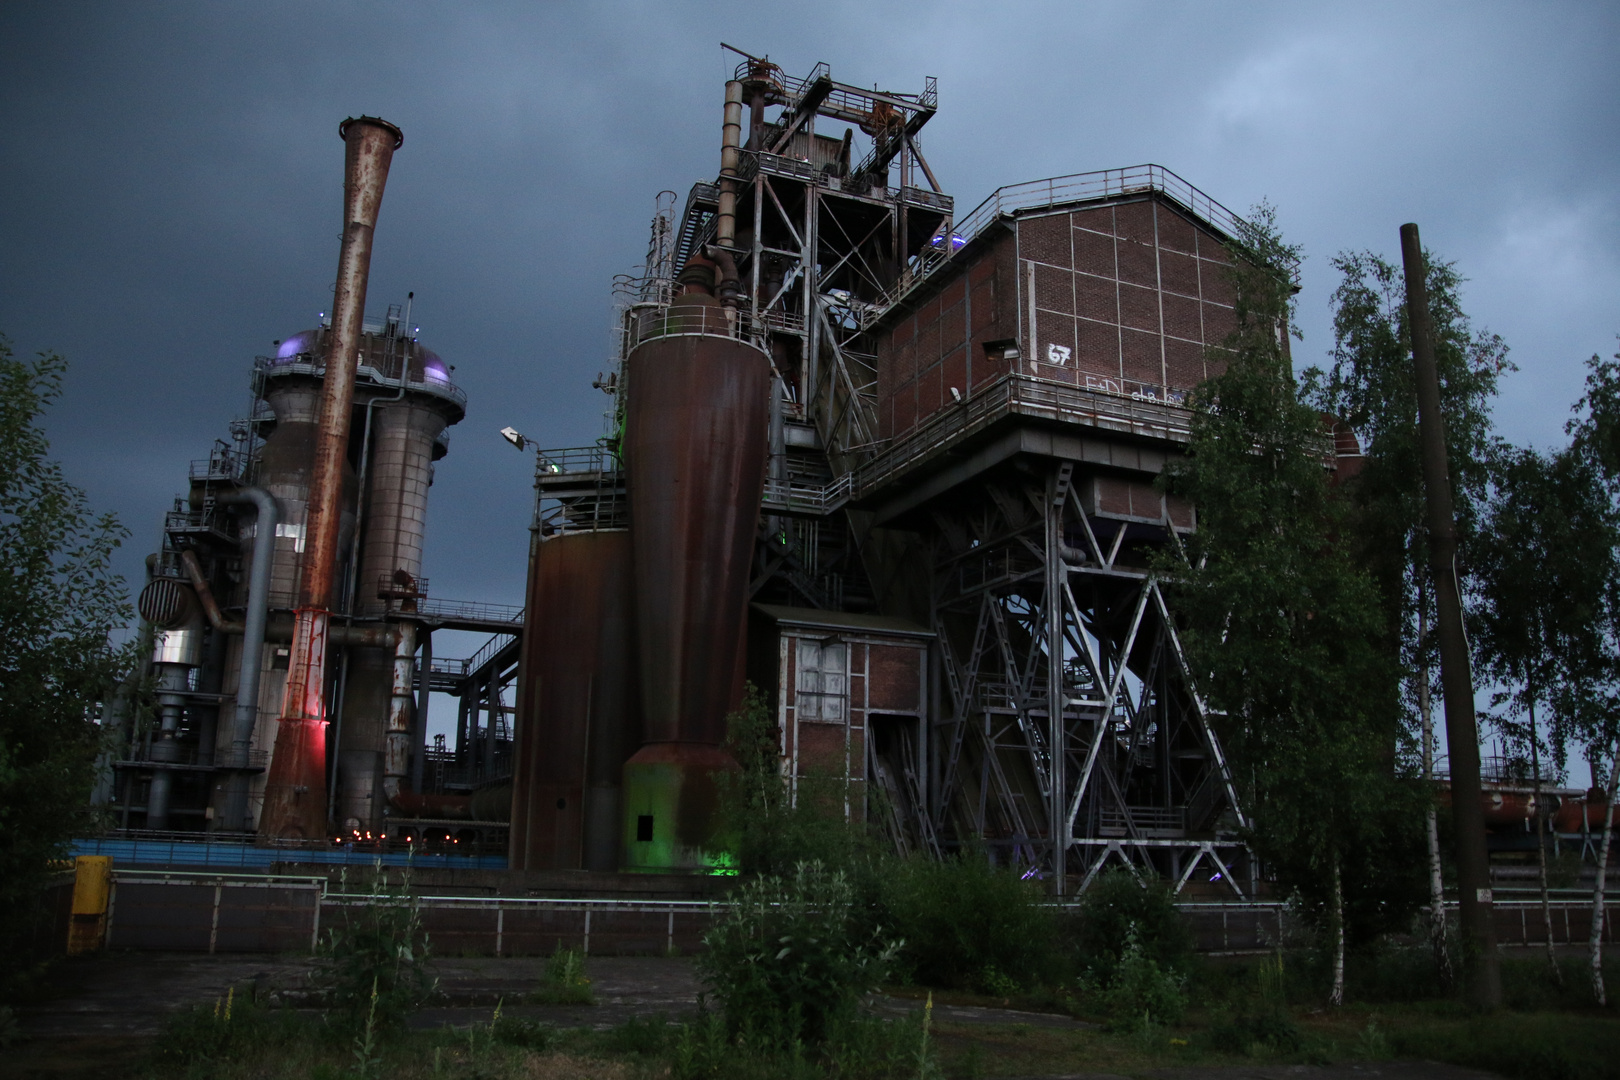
[66,855,112,955]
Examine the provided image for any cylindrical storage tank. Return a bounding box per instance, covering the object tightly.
[509,530,639,871]
[256,376,322,606]
[620,296,770,871]
[338,339,461,832]
[356,393,450,615]
[249,361,358,831]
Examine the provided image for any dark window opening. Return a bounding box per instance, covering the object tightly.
[636,814,654,842]
[556,797,567,810]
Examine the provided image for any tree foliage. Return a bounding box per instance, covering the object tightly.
[717,682,879,878]
[1307,249,1510,690]
[1470,443,1620,774]
[697,860,899,1047]
[0,339,132,989]
[1155,210,1425,955]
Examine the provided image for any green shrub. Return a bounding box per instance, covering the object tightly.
[878,854,1054,992]
[527,946,593,1005]
[1067,868,1189,983]
[697,860,899,1047]
[149,990,310,1076]
[598,1014,672,1056]
[670,1011,731,1080]
[718,684,884,879]
[315,865,435,1027]
[670,1008,940,1080]
[1391,1013,1620,1080]
[490,1012,556,1050]
[1098,926,1188,1028]
[1206,1007,1302,1055]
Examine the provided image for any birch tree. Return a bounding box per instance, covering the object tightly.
[1157,210,1423,1006]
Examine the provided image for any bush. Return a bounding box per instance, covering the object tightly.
[1067,868,1189,983]
[528,946,593,1005]
[670,1008,940,1080]
[1098,926,1188,1028]
[1391,1013,1620,1080]
[1206,1008,1302,1056]
[697,860,898,1047]
[718,685,882,878]
[878,854,1054,992]
[315,866,434,1027]
[149,991,311,1077]
[490,1013,557,1051]
[598,1015,672,1056]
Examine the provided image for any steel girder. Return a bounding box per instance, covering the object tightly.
[923,459,1250,896]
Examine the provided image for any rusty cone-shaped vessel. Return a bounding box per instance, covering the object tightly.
[259,116,403,840]
[509,530,640,870]
[620,260,769,871]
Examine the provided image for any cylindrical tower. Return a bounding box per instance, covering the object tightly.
[248,337,358,829]
[250,327,462,834]
[136,577,205,831]
[336,336,462,832]
[620,272,770,871]
[509,530,639,871]
[261,115,402,840]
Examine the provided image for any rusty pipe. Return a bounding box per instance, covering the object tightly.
[304,115,402,615]
[261,115,402,841]
[381,620,417,803]
[179,550,226,628]
[178,553,397,646]
[705,244,742,310]
[717,81,743,250]
[214,487,277,778]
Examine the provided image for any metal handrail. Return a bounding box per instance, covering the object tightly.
[762,473,854,515]
[864,163,1283,328]
[465,632,516,676]
[534,444,621,478]
[255,356,468,410]
[413,596,524,626]
[851,373,1196,499]
[626,304,770,353]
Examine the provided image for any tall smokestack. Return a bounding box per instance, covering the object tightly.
[259,116,403,839]
[716,80,743,250]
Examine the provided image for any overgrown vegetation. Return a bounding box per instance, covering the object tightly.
[1155,207,1427,1004]
[880,852,1054,993]
[718,683,885,878]
[0,340,134,998]
[697,860,899,1048]
[527,946,594,1005]
[315,864,436,1027]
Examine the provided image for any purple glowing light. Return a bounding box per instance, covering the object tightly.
[274,331,319,361]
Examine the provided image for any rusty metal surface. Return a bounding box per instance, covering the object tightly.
[382,620,417,801]
[623,318,770,750]
[509,531,639,871]
[305,115,403,614]
[261,116,402,841]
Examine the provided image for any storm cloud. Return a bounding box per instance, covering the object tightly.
[3,1,1615,674]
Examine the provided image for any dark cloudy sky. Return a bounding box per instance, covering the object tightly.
[3,1,1617,700]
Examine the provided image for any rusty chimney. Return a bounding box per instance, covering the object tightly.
[259,116,403,840]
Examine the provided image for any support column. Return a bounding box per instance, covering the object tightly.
[1402,222,1501,1009]
[413,631,431,793]
[1046,468,1067,892]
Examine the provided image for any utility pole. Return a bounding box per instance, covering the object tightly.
[1401,222,1502,1009]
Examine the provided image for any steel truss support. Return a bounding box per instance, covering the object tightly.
[923,458,1249,895]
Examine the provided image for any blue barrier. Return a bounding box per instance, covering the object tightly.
[71,837,507,871]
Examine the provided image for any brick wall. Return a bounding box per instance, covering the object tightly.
[875,194,1241,443]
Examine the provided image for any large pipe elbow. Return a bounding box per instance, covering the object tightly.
[705,244,743,310]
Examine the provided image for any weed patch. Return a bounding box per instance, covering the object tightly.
[527,947,593,1006]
